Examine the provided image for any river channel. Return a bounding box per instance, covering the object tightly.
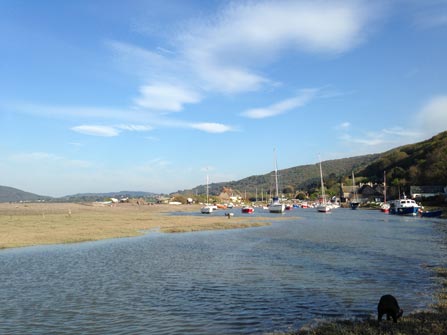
[1,208,446,334]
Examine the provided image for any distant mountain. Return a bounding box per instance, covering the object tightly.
[176,154,380,197]
[176,130,447,199]
[59,191,158,202]
[3,131,447,203]
[0,186,51,203]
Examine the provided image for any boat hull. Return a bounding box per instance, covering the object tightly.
[269,203,285,213]
[201,206,213,214]
[241,207,254,214]
[350,202,360,210]
[316,204,331,213]
[390,206,419,216]
[420,210,442,218]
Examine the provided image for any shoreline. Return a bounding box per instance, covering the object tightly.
[290,267,447,335]
[0,202,273,250]
[3,202,446,334]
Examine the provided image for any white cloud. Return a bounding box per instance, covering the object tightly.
[190,122,233,133]
[108,1,379,95]
[6,102,150,123]
[242,89,317,119]
[134,83,201,112]
[71,124,153,137]
[337,122,351,130]
[179,0,377,93]
[71,125,121,137]
[416,95,447,136]
[117,124,153,131]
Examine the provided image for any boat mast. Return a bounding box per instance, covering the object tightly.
[319,157,325,201]
[383,170,387,204]
[206,174,209,204]
[274,149,279,198]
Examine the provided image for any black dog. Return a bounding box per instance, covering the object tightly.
[377,294,403,323]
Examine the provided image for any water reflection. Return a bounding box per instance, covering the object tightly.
[1,209,445,334]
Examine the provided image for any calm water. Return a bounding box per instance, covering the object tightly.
[1,208,446,334]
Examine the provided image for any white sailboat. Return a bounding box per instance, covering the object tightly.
[269,149,285,213]
[350,171,360,210]
[200,174,213,214]
[316,158,331,213]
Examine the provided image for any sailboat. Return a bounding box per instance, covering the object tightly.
[269,149,285,213]
[381,170,390,213]
[200,175,213,214]
[316,158,331,213]
[350,171,360,210]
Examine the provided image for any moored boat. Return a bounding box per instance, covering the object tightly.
[201,205,213,214]
[269,149,285,214]
[380,203,390,213]
[419,209,442,218]
[389,197,420,216]
[350,202,360,210]
[350,171,360,210]
[241,206,254,214]
[316,158,331,213]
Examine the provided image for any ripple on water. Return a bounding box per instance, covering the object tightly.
[0,209,445,334]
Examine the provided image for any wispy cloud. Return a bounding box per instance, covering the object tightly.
[241,89,317,119]
[338,126,422,148]
[336,122,351,130]
[190,122,234,133]
[109,1,380,96]
[71,124,153,137]
[416,95,447,136]
[134,83,201,112]
[71,125,121,137]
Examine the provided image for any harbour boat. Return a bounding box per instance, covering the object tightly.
[241,206,254,214]
[419,209,442,218]
[200,174,213,214]
[389,196,420,216]
[381,171,390,213]
[201,205,213,214]
[350,171,360,210]
[316,158,331,213]
[269,149,285,213]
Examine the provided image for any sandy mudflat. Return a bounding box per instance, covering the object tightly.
[0,202,274,249]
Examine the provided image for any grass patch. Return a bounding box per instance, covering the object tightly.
[0,203,271,249]
[281,267,447,335]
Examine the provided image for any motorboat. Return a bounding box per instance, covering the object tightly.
[389,196,420,216]
[241,206,254,214]
[200,205,213,214]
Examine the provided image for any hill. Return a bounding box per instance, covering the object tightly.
[176,154,380,198]
[358,130,447,187]
[59,191,158,202]
[177,130,447,200]
[0,186,51,203]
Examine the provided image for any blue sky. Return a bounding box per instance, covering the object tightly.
[1,0,447,197]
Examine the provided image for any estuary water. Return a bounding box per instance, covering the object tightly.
[1,208,446,334]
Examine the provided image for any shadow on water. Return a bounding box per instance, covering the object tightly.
[1,208,446,334]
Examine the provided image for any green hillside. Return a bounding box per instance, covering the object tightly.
[358,130,447,190]
[178,154,380,199]
[0,186,50,203]
[178,130,447,200]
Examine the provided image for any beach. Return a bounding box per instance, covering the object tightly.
[0,202,271,249]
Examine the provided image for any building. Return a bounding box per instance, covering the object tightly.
[410,186,446,200]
